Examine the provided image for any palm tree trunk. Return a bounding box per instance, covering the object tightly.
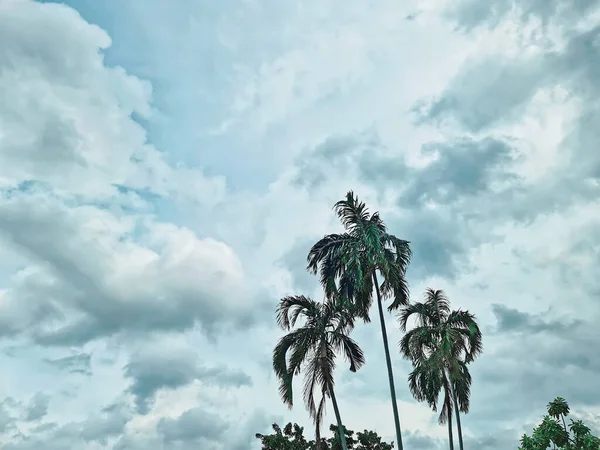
[373,273,404,450]
[442,368,455,450]
[561,414,568,435]
[315,422,322,450]
[451,383,464,450]
[447,408,455,450]
[436,295,457,450]
[330,388,349,450]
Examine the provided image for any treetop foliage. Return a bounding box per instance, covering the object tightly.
[519,397,600,450]
[255,422,394,450]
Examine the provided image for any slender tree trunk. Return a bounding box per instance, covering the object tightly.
[437,296,458,450]
[451,382,465,450]
[443,370,455,450]
[330,388,349,450]
[447,407,455,450]
[373,273,404,450]
[561,414,568,435]
[315,422,322,450]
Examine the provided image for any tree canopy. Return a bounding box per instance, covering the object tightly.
[519,397,600,450]
[256,422,394,450]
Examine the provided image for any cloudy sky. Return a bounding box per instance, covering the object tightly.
[1,0,599,448]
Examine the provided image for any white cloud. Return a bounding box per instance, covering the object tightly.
[1,0,599,449]
[0,0,225,205]
[0,192,254,345]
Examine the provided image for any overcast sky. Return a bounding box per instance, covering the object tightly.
[1,0,599,449]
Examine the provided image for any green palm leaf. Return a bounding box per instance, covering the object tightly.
[399,288,482,450]
[272,294,362,450]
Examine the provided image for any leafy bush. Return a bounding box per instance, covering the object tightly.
[256,422,394,450]
[519,397,600,450]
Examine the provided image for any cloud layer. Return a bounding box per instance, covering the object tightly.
[0,0,599,448]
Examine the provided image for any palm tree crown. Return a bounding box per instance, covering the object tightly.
[307,191,412,320]
[547,397,570,420]
[399,289,482,450]
[272,295,365,446]
[399,289,482,366]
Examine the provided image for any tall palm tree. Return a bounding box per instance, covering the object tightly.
[273,295,365,450]
[307,191,412,450]
[399,289,482,450]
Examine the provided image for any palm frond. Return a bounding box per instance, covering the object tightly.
[399,326,437,363]
[547,397,570,419]
[401,288,482,428]
[408,360,443,410]
[337,272,368,321]
[449,360,472,413]
[303,355,324,421]
[286,328,317,377]
[384,234,412,269]
[333,191,372,234]
[307,233,354,271]
[276,295,319,330]
[445,310,483,362]
[331,333,365,372]
[423,288,450,321]
[398,302,437,332]
[314,393,327,445]
[273,330,311,407]
[272,287,364,428]
[378,252,411,311]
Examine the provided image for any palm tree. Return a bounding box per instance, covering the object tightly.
[307,191,412,450]
[547,397,570,435]
[273,295,365,450]
[399,289,482,450]
[407,349,472,450]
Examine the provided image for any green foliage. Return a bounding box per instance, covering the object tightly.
[518,398,600,450]
[272,294,364,449]
[307,191,412,319]
[399,289,481,450]
[256,423,312,450]
[306,191,411,450]
[349,427,394,450]
[399,289,481,424]
[256,422,394,450]
[266,190,597,450]
[548,397,570,420]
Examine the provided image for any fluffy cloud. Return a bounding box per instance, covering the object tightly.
[285,132,523,281]
[0,192,255,345]
[156,407,228,445]
[0,0,225,205]
[3,402,132,450]
[124,339,252,414]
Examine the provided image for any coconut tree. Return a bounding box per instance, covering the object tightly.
[273,295,365,450]
[399,289,482,450]
[307,191,411,450]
